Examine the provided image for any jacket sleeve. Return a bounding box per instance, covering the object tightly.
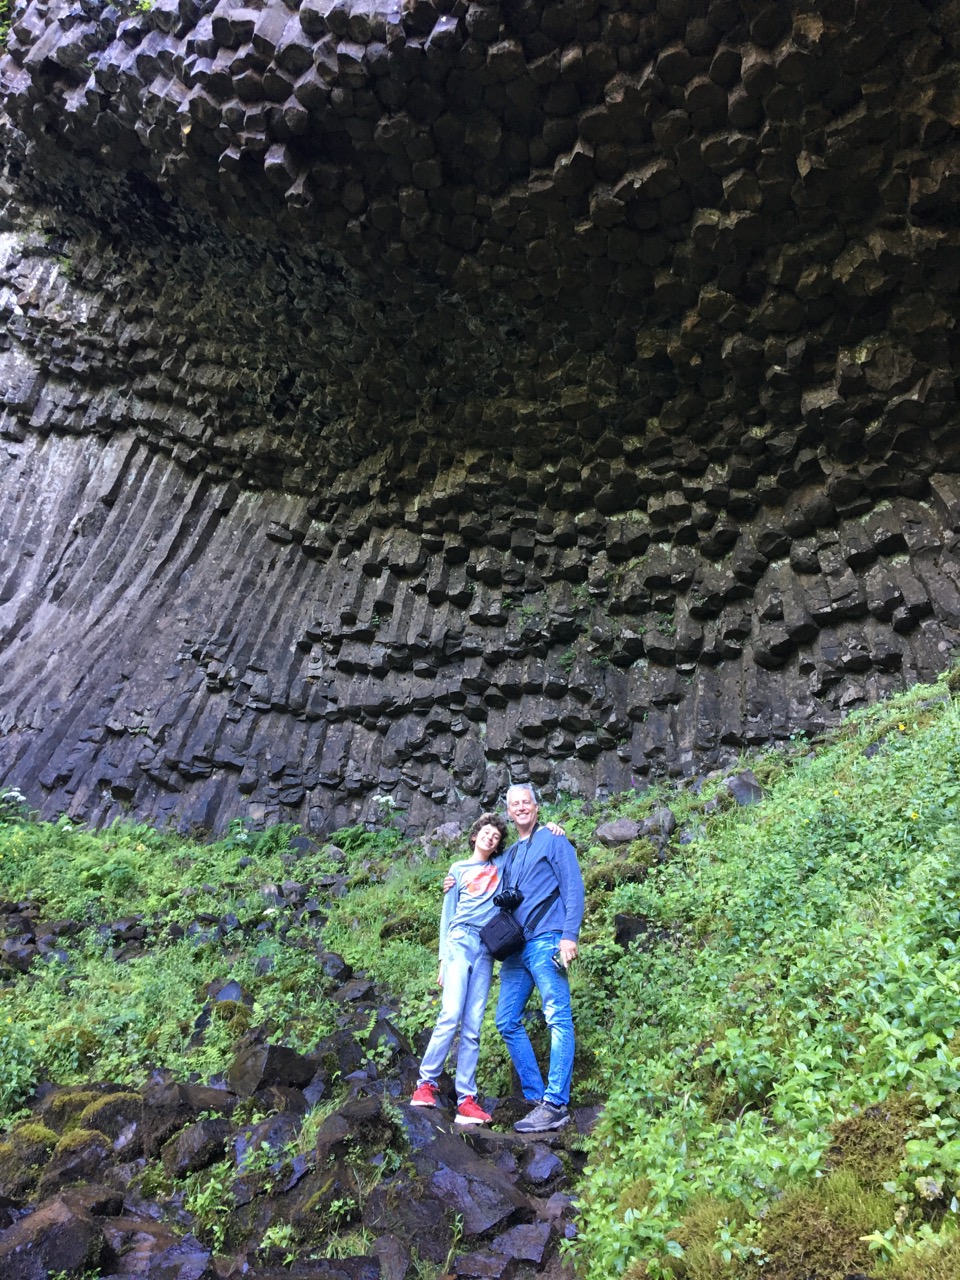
[438,863,460,959]
[549,834,585,942]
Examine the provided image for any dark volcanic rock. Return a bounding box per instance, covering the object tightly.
[37,1129,113,1196]
[160,1118,231,1179]
[227,1043,317,1097]
[141,1081,237,1158]
[100,1221,215,1279]
[0,1194,108,1280]
[594,818,642,847]
[725,770,765,806]
[0,0,958,835]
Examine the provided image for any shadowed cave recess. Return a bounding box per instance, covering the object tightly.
[1,0,959,834]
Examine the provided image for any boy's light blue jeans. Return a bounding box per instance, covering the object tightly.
[495,930,575,1107]
[418,926,494,1103]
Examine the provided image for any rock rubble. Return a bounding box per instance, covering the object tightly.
[0,961,584,1280]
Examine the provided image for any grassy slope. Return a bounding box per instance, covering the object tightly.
[4,672,960,1276]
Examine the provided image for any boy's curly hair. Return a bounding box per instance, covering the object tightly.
[467,811,508,853]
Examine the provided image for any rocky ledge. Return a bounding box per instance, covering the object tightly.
[0,953,584,1280]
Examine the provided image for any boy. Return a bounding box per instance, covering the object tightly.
[411,813,508,1125]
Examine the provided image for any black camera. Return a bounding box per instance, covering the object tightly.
[493,886,524,911]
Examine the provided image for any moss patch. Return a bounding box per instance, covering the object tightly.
[758,1169,896,1279]
[583,841,656,892]
[827,1092,926,1185]
[882,1230,960,1279]
[663,1195,748,1279]
[616,1177,652,1218]
[0,1121,58,1196]
[39,1088,104,1134]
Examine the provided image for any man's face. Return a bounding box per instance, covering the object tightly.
[507,790,538,832]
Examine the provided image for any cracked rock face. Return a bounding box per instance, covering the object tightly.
[0,0,959,832]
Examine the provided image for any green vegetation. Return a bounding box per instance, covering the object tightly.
[575,675,960,1279]
[0,816,343,1119]
[5,671,960,1275]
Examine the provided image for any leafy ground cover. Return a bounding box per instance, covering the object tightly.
[4,670,960,1276]
[572,672,960,1279]
[0,815,346,1119]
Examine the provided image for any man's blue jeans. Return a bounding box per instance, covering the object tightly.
[495,930,574,1107]
[418,926,493,1103]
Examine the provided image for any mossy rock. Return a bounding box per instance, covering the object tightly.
[43,1022,102,1070]
[39,1088,104,1135]
[757,1169,895,1279]
[826,1091,927,1184]
[583,841,655,891]
[210,999,252,1033]
[78,1090,142,1140]
[287,1164,359,1235]
[0,1121,58,1196]
[37,1128,112,1196]
[52,1126,111,1157]
[379,913,431,942]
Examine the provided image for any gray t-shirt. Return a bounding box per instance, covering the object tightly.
[438,857,503,957]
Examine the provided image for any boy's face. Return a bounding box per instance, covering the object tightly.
[473,824,502,860]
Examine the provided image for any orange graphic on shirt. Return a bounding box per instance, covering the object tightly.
[463,863,500,896]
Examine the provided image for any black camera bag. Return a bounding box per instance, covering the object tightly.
[479,908,527,960]
[480,832,560,959]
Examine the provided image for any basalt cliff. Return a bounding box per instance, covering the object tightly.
[1,0,959,833]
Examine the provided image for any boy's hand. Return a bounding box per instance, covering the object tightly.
[545,820,566,836]
[437,962,445,987]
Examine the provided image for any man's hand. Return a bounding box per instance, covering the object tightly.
[559,939,578,967]
[442,874,455,892]
[437,961,445,987]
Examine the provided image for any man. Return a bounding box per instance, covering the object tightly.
[495,782,584,1133]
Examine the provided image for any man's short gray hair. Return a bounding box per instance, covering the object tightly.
[506,783,538,805]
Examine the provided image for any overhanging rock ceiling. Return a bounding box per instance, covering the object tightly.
[0,0,959,831]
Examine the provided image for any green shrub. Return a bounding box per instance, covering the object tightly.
[573,674,960,1277]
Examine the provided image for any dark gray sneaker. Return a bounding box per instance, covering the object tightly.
[513,1101,570,1133]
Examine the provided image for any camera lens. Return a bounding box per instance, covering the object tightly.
[493,887,523,910]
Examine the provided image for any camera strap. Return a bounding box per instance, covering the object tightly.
[503,826,560,937]
[503,825,539,890]
[523,887,560,936]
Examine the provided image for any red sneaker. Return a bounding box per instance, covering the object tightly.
[411,1081,439,1107]
[455,1096,492,1126]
